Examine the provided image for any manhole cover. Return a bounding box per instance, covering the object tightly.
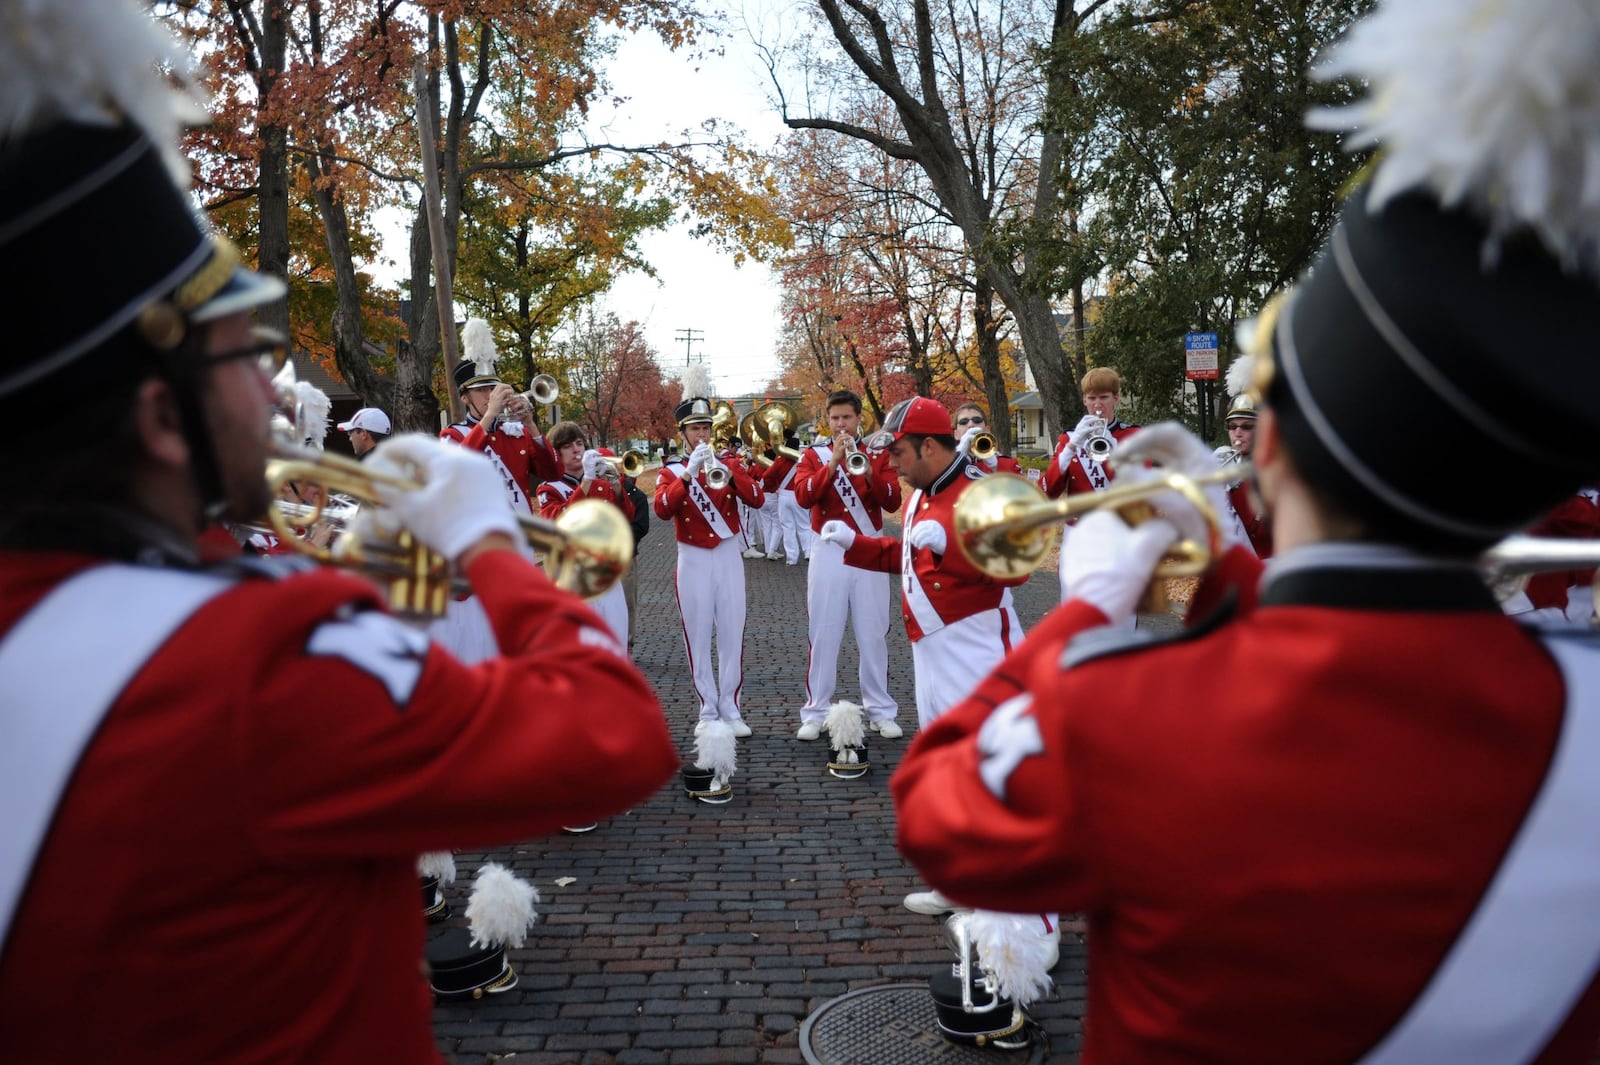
[799,982,1044,1064]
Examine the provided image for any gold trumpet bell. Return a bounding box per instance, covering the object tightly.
[542,498,633,599]
[953,473,1061,579]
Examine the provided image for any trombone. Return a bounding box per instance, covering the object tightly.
[263,443,632,617]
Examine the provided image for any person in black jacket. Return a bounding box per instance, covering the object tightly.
[621,473,650,652]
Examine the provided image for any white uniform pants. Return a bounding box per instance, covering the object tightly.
[801,539,897,724]
[779,490,813,564]
[428,595,498,665]
[911,602,1022,730]
[759,495,782,555]
[675,535,747,723]
[591,581,628,650]
[738,502,758,551]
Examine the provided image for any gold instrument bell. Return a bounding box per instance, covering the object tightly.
[750,401,802,460]
[263,445,633,617]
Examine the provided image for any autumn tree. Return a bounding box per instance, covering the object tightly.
[560,310,677,449]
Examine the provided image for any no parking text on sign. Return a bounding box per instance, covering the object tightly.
[1184,332,1219,381]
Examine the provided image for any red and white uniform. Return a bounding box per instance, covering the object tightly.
[843,456,1028,727]
[1219,452,1273,558]
[894,542,1600,1065]
[791,440,902,726]
[440,419,560,516]
[654,455,765,724]
[537,473,636,645]
[1506,492,1600,624]
[760,453,813,564]
[1041,419,1140,500]
[0,547,676,1065]
[433,419,560,662]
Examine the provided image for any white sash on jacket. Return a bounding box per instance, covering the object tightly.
[810,445,878,534]
[0,565,231,952]
[898,489,947,638]
[1355,633,1600,1065]
[685,476,735,540]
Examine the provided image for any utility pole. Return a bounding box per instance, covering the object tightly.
[675,328,705,365]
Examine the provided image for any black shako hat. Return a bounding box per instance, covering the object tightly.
[0,122,285,398]
[1265,185,1600,550]
[675,396,714,427]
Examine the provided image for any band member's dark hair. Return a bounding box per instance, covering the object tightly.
[899,432,958,453]
[548,421,588,450]
[825,389,861,414]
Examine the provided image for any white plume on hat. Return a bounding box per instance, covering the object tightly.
[416,851,457,886]
[464,863,540,951]
[824,700,866,750]
[680,361,712,402]
[1308,0,1600,274]
[693,720,738,780]
[0,0,208,184]
[461,318,500,378]
[965,910,1056,1008]
[294,379,332,450]
[1225,355,1256,403]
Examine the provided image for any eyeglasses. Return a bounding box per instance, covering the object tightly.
[956,416,985,426]
[209,329,288,375]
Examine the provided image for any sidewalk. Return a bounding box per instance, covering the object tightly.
[433,517,1178,1064]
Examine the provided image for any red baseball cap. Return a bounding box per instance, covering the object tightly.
[882,397,952,439]
[597,447,616,457]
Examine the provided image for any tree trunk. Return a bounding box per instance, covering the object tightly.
[305,149,388,413]
[254,0,290,340]
[971,281,1012,453]
[402,199,444,433]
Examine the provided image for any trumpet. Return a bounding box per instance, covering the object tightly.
[953,467,1235,610]
[704,454,731,490]
[969,432,998,463]
[263,443,632,617]
[597,449,646,479]
[841,435,870,477]
[500,374,560,422]
[1081,417,1117,460]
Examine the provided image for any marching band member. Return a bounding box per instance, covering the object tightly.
[0,5,677,1060]
[1041,367,1140,501]
[952,403,1022,475]
[654,369,765,736]
[537,421,634,646]
[434,320,560,662]
[791,389,903,741]
[761,435,814,564]
[893,1,1600,1058]
[822,396,1030,916]
[1216,357,1272,558]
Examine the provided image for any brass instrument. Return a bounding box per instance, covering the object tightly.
[703,400,738,489]
[738,411,773,468]
[842,436,870,476]
[953,467,1234,610]
[263,444,632,617]
[500,373,559,423]
[1082,417,1117,460]
[970,432,998,462]
[598,449,646,479]
[750,401,802,460]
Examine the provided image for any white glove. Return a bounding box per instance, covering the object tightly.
[1056,442,1074,473]
[955,424,983,458]
[581,448,601,480]
[686,442,713,478]
[908,519,947,556]
[819,519,856,551]
[1114,422,1239,550]
[1067,413,1102,450]
[1063,510,1180,623]
[1113,422,1216,479]
[365,434,522,561]
[983,452,998,471]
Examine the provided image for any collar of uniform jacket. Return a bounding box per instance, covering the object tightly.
[925,456,979,498]
[1259,541,1497,613]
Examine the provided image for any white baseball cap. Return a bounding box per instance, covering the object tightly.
[337,408,391,435]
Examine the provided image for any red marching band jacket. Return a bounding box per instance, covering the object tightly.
[791,441,902,534]
[1041,421,1140,500]
[652,456,765,548]
[440,419,560,514]
[536,472,635,523]
[843,458,1028,641]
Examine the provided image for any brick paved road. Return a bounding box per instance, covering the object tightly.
[433,510,1180,1065]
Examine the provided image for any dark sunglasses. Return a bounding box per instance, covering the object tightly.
[955,415,985,426]
[209,328,289,375]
